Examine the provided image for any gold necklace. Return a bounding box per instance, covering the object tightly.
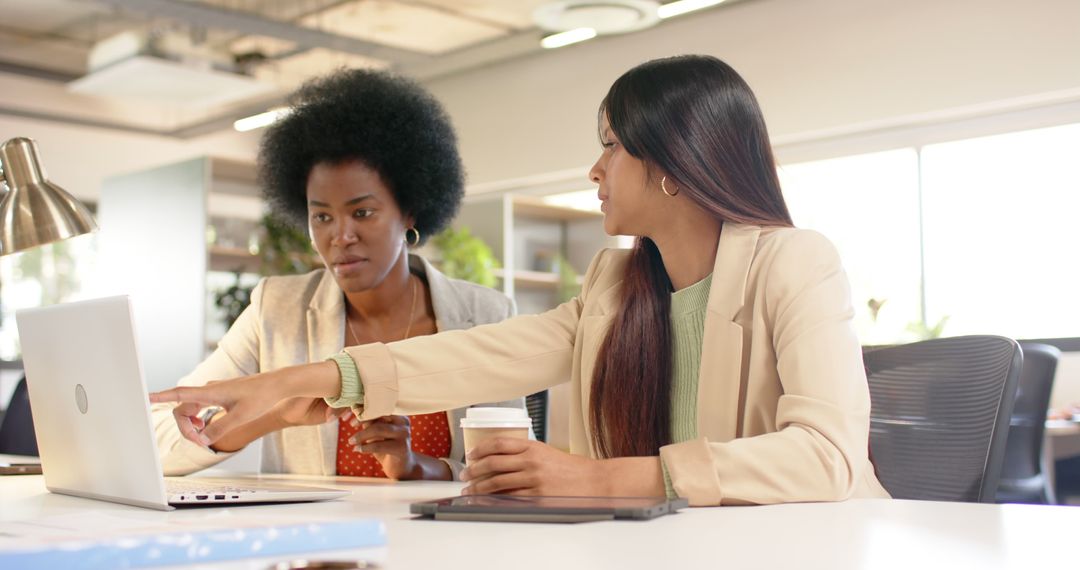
[346,274,418,344]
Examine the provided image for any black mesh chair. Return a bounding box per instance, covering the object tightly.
[996,343,1060,504]
[864,336,1021,502]
[0,377,38,456]
[525,390,548,443]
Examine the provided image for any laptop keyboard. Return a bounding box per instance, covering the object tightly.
[165,479,259,501]
[163,478,347,504]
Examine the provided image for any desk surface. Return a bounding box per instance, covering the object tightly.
[1047,419,1080,436]
[2,472,1080,569]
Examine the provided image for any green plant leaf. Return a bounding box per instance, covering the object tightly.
[431,227,500,287]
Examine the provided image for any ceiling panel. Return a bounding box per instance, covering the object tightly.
[423,0,548,30]
[189,0,347,23]
[228,34,300,58]
[0,0,111,33]
[0,36,88,74]
[300,0,509,55]
[254,47,388,90]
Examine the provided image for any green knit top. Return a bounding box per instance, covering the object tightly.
[326,274,714,499]
[660,273,712,497]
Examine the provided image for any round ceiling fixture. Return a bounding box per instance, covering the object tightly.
[533,1,661,35]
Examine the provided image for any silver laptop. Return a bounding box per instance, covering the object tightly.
[15,295,349,511]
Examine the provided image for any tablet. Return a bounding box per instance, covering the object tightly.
[410,495,689,523]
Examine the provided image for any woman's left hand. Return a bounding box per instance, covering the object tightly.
[459,438,605,496]
[348,415,419,480]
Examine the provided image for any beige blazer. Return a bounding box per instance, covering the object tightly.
[344,224,890,506]
[152,255,521,478]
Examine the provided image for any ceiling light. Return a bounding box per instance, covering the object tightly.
[233,108,290,132]
[534,1,660,48]
[70,32,276,110]
[657,0,727,19]
[541,28,599,49]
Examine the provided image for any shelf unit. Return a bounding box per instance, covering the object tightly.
[450,193,614,315]
[209,245,260,274]
[447,193,619,451]
[491,268,586,289]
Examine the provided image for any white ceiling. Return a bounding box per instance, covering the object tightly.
[0,0,745,137]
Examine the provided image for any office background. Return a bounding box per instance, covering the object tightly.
[0,0,1078,448]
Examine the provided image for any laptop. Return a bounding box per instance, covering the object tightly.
[15,295,349,511]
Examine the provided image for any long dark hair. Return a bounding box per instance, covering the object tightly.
[589,55,794,458]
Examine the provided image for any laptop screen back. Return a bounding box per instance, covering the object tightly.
[16,296,170,508]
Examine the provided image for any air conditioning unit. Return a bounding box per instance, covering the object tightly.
[68,31,276,109]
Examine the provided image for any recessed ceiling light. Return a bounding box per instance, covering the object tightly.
[541,27,599,49]
[233,108,290,132]
[657,0,727,19]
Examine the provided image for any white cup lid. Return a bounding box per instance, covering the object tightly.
[460,407,532,429]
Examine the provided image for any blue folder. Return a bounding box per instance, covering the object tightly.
[0,518,385,570]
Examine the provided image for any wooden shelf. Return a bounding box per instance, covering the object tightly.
[493,268,584,289]
[511,195,603,221]
[209,245,259,273]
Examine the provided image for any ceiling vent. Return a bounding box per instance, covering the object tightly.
[68,31,276,109]
[533,1,661,35]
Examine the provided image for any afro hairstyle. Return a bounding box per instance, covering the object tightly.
[257,68,464,245]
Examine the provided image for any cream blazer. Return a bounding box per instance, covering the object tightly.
[344,224,891,506]
[152,255,522,478]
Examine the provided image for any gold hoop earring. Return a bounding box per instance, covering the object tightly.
[661,176,679,197]
[405,227,421,247]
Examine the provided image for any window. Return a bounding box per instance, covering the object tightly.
[921,123,1080,339]
[779,150,922,344]
[0,233,99,360]
[778,122,1080,343]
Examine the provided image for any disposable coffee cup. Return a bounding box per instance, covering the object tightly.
[460,407,532,463]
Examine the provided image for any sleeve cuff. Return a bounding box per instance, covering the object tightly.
[341,343,399,420]
[659,436,724,506]
[324,351,363,408]
[660,458,678,499]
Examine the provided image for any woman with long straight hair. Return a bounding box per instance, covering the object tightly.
[153,55,890,506]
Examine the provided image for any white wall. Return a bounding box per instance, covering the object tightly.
[96,158,209,393]
[0,114,259,202]
[426,0,1080,188]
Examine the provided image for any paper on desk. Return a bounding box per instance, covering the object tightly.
[0,512,385,569]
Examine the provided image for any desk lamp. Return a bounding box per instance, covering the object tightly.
[0,137,97,255]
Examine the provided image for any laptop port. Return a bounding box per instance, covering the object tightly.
[196,495,208,500]
[232,495,240,499]
[214,495,225,500]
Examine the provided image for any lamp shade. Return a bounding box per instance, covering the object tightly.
[0,137,97,255]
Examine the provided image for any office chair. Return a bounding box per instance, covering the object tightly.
[0,376,38,456]
[996,343,1060,504]
[525,390,548,443]
[864,336,1021,503]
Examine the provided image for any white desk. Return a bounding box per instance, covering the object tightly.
[3,473,1080,569]
[1046,420,1080,460]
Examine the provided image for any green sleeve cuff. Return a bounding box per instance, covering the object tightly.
[661,457,678,499]
[324,351,363,408]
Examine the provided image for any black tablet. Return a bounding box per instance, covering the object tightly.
[410,495,689,523]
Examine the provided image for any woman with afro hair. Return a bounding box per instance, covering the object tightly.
[151,68,527,481]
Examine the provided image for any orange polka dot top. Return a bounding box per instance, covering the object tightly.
[336,276,451,478]
[335,412,452,478]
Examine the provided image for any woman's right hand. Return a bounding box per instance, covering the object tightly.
[150,361,343,447]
